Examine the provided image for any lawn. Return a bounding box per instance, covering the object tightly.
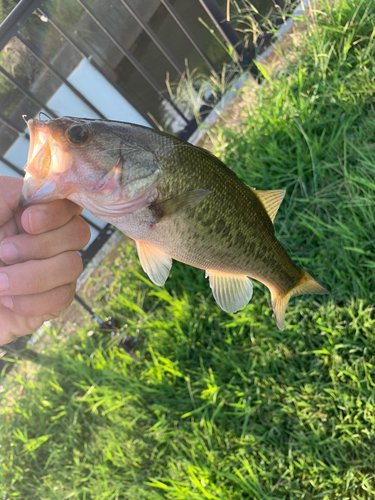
[1,0,375,498]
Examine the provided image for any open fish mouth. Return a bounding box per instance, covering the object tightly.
[27,118,51,177]
[20,119,72,207]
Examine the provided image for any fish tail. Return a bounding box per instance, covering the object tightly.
[270,271,328,330]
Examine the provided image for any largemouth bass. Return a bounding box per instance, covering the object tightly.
[19,117,328,329]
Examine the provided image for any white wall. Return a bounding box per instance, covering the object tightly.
[0,58,150,248]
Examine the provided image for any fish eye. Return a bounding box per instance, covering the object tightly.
[67,124,90,144]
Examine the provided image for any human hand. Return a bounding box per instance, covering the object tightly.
[0,176,91,345]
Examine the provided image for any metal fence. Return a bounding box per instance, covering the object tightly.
[0,0,294,361]
[0,0,291,263]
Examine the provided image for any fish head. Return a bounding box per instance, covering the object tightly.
[20,117,161,220]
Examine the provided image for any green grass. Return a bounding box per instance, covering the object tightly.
[1,0,375,498]
[210,0,375,301]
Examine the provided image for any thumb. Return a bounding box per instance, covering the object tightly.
[0,176,23,226]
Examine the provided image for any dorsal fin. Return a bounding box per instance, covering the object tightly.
[252,189,286,223]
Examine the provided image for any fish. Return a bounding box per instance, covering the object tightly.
[19,116,328,330]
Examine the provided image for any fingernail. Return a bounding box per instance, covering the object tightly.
[1,296,13,309]
[28,210,49,232]
[0,273,9,292]
[0,242,19,264]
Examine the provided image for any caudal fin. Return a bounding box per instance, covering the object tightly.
[270,271,328,330]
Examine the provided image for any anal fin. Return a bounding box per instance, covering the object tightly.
[135,240,172,286]
[206,270,253,313]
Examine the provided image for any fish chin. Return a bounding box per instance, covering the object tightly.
[19,177,59,208]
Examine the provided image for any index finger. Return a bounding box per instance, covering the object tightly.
[21,199,83,234]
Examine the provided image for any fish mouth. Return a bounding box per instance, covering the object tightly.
[27,118,51,174]
[20,119,72,208]
[19,175,59,208]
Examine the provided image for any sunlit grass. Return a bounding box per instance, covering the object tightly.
[1,1,375,498]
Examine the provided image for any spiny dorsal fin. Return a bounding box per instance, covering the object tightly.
[155,189,210,219]
[135,240,172,286]
[252,189,286,223]
[206,270,253,313]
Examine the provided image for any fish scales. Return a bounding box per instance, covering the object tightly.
[134,134,301,291]
[19,117,328,329]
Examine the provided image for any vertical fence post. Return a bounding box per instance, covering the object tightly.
[198,0,251,65]
[159,0,219,75]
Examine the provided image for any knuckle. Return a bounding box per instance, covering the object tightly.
[34,234,51,259]
[1,334,17,346]
[56,283,75,309]
[58,199,82,219]
[66,200,83,215]
[43,311,61,321]
[12,284,75,317]
[11,295,35,316]
[27,264,44,292]
[66,251,83,279]
[7,261,43,295]
[74,216,92,247]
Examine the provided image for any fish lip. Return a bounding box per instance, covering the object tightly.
[23,118,56,185]
[19,118,53,208]
[19,189,30,208]
[19,177,58,208]
[27,119,49,165]
[20,118,71,208]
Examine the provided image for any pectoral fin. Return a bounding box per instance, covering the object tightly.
[206,270,253,313]
[135,240,172,286]
[252,189,286,223]
[154,189,210,220]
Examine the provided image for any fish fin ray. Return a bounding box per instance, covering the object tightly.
[154,189,210,219]
[135,240,172,286]
[206,271,253,313]
[270,271,328,330]
[253,189,286,223]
